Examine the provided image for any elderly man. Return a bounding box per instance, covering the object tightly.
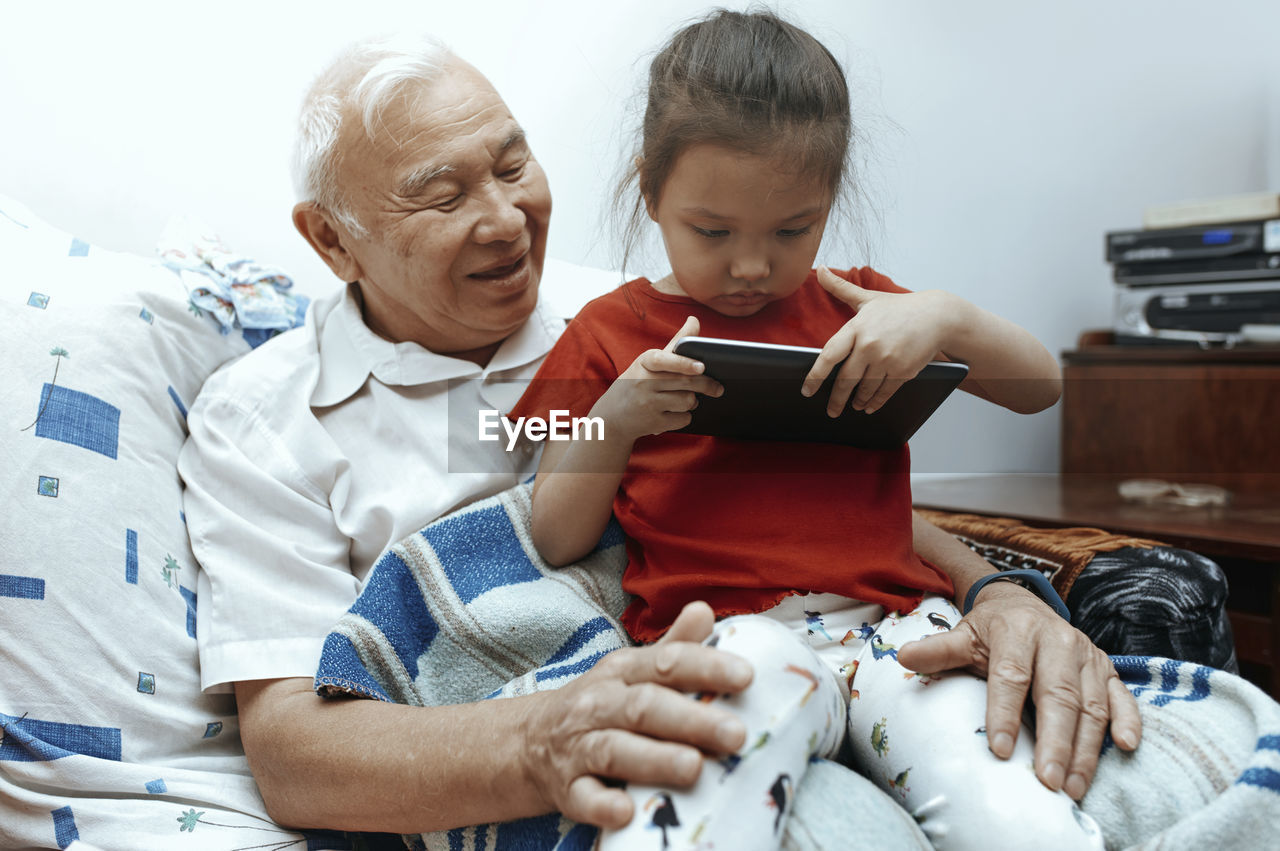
[178,34,1139,838]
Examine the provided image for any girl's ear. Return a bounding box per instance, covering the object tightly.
[636,155,659,222]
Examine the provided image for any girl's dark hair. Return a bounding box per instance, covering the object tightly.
[616,8,854,272]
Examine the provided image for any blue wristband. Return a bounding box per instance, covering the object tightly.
[962,568,1071,622]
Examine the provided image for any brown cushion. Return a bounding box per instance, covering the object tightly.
[916,509,1167,598]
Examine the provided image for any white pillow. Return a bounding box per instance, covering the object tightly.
[539,256,624,319]
[0,196,323,849]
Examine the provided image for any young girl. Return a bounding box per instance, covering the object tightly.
[512,10,1099,850]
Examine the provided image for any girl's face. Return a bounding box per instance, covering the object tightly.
[646,144,832,317]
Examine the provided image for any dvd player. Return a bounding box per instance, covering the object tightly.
[1106,218,1280,264]
[1113,252,1280,285]
[1114,279,1280,345]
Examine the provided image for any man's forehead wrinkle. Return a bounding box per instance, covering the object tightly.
[363,87,433,152]
[377,94,513,160]
[334,65,525,206]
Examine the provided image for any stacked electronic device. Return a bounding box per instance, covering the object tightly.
[1105,191,1280,346]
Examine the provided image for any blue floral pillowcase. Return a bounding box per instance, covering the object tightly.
[0,196,320,848]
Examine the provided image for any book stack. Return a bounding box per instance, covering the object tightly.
[1105,191,1280,346]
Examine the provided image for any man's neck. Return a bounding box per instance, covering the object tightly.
[449,341,502,367]
[352,282,504,367]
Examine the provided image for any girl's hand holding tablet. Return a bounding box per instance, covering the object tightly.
[593,316,724,442]
[803,266,961,416]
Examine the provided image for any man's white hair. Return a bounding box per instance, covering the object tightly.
[292,33,452,237]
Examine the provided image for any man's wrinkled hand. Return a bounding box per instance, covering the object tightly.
[896,584,1141,800]
[519,601,751,828]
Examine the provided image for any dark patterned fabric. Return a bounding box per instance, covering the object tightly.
[1065,546,1237,673]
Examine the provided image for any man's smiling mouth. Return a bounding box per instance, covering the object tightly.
[471,253,527,279]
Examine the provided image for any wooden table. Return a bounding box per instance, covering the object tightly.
[912,473,1280,697]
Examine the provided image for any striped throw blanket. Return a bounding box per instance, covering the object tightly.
[315,483,1280,850]
[316,483,626,850]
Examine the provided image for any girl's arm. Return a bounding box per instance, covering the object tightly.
[803,267,1062,416]
[529,317,721,566]
[530,426,634,566]
[925,290,1063,414]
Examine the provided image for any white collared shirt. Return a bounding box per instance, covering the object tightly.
[179,284,561,692]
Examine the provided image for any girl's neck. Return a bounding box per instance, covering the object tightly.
[650,274,687,297]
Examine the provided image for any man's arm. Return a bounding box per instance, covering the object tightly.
[236,603,752,833]
[901,512,1142,801]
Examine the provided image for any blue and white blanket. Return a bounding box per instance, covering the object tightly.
[315,483,1280,850]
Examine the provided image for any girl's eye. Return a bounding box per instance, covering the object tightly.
[692,226,729,239]
[778,226,812,238]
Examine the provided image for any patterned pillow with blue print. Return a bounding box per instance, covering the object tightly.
[0,195,345,850]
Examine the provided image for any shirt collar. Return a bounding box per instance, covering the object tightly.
[311,283,560,407]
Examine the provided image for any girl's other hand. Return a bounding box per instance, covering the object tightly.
[802,267,956,416]
[593,316,724,442]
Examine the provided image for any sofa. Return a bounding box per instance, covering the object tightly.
[2,193,1273,850]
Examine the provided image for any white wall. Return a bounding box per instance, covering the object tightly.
[4,0,1277,474]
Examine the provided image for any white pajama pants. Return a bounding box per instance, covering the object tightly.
[600,594,1104,851]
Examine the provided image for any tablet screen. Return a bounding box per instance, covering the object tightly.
[672,336,968,449]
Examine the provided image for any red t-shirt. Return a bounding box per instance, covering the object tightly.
[512,268,953,641]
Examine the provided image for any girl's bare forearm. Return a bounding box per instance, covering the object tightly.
[934,292,1063,414]
[530,430,635,566]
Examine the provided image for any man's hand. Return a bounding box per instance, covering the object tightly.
[801,267,954,416]
[593,316,722,442]
[519,601,751,828]
[896,583,1142,801]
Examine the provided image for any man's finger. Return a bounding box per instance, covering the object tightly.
[611,640,753,697]
[982,645,1035,762]
[660,601,717,644]
[895,628,980,676]
[1063,654,1113,800]
[578,728,705,788]
[608,676,748,755]
[663,315,701,353]
[564,773,634,829]
[1107,673,1142,751]
[1027,640,1083,793]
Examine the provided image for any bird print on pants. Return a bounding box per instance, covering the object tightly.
[870,634,899,662]
[645,792,680,849]
[840,623,876,645]
[804,610,833,640]
[767,773,793,834]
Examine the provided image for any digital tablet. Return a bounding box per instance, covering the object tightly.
[672,336,969,449]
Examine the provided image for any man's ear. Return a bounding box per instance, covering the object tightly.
[292,203,363,283]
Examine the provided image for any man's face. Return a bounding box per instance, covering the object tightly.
[333,59,551,357]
